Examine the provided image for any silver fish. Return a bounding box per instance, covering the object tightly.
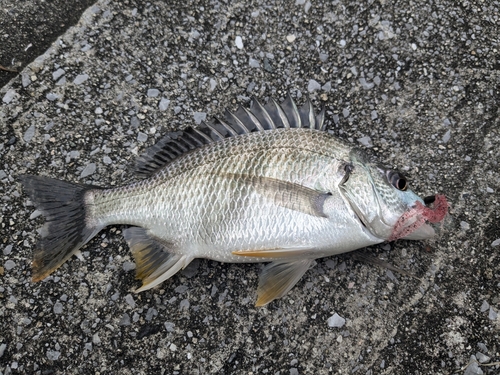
[20,95,448,306]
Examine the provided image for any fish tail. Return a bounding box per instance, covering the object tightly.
[19,175,102,281]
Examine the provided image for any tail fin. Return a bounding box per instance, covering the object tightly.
[19,175,102,281]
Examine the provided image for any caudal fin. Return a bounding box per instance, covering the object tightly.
[19,175,102,281]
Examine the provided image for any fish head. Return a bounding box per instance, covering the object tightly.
[339,150,448,241]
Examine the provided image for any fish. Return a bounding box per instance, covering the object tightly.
[20,95,449,306]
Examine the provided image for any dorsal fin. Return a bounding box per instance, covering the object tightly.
[135,96,327,178]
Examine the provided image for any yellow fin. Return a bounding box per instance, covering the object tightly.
[256,259,315,306]
[122,227,192,292]
[232,246,314,259]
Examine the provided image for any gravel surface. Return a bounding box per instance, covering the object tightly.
[1,0,499,374]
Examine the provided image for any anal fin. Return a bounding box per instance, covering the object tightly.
[256,259,315,306]
[122,227,192,292]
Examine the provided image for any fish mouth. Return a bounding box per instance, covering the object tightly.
[390,194,449,241]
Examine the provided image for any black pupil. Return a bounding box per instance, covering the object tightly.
[388,171,407,190]
[396,178,406,190]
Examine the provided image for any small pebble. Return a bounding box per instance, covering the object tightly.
[80,163,96,178]
[46,93,59,101]
[209,79,217,91]
[193,112,206,125]
[4,260,16,271]
[3,245,12,255]
[23,124,36,143]
[327,313,346,328]
[125,294,136,308]
[22,73,31,87]
[464,355,484,375]
[249,58,260,68]
[442,129,451,143]
[476,352,490,364]
[137,132,148,142]
[159,98,170,111]
[357,136,373,147]
[460,221,470,231]
[164,322,175,332]
[322,81,332,91]
[179,299,190,309]
[307,79,321,92]
[488,307,498,321]
[119,313,131,326]
[73,74,89,85]
[286,34,296,43]
[46,350,61,361]
[147,89,160,97]
[122,261,136,271]
[2,89,16,104]
[235,36,243,49]
[359,77,374,90]
[52,68,65,81]
[491,239,500,247]
[53,302,63,314]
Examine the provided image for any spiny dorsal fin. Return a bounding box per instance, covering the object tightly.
[135,96,327,178]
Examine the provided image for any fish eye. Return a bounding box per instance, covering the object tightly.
[387,171,408,191]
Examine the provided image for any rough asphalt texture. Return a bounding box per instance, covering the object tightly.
[1,0,499,374]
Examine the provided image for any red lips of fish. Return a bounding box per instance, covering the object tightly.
[389,194,449,241]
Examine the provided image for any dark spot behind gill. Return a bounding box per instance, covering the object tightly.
[341,163,354,184]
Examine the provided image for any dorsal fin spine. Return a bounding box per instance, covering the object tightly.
[251,98,276,130]
[202,121,225,141]
[242,106,265,131]
[288,94,302,128]
[192,128,214,143]
[215,117,239,137]
[225,110,251,134]
[306,100,316,129]
[183,130,205,147]
[270,98,291,129]
[317,106,326,131]
[171,139,189,152]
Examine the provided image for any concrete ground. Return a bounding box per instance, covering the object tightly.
[1,0,499,374]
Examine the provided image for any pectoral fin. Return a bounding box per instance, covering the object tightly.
[256,259,315,306]
[222,173,330,217]
[122,227,192,292]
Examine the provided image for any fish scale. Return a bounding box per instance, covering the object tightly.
[20,95,448,306]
